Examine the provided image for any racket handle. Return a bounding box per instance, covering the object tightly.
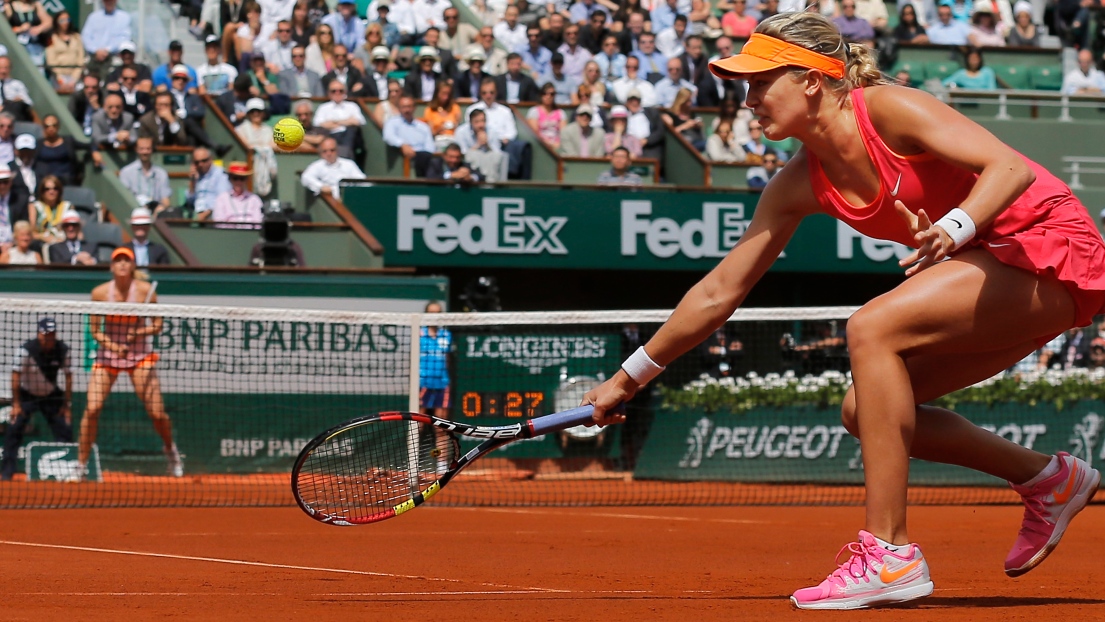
[527,404,623,437]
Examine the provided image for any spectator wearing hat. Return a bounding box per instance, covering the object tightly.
[278,46,324,97]
[494,53,541,104]
[106,41,153,92]
[1007,0,1039,46]
[321,45,367,98]
[968,3,1006,47]
[604,105,642,157]
[187,146,231,218]
[597,146,642,186]
[455,49,491,100]
[89,94,136,168]
[81,0,132,80]
[405,47,444,102]
[196,35,240,96]
[261,20,298,73]
[420,27,456,77]
[0,57,34,122]
[1,317,74,481]
[560,105,606,157]
[152,41,198,91]
[120,137,172,215]
[236,97,276,153]
[167,65,228,154]
[206,162,263,228]
[611,54,656,106]
[471,27,508,76]
[440,6,478,57]
[124,208,170,266]
[520,26,553,78]
[138,92,191,147]
[323,0,366,51]
[107,63,152,119]
[12,135,41,198]
[359,46,392,99]
[301,136,366,198]
[541,53,578,106]
[384,96,436,176]
[47,209,95,265]
[927,0,972,45]
[493,5,528,53]
[314,78,367,159]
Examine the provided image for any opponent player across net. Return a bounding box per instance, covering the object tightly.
[586,12,1104,610]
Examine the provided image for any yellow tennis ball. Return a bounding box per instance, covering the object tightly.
[273,117,305,151]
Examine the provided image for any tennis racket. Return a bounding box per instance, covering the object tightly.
[292,404,615,525]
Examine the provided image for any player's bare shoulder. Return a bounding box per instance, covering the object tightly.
[760,148,820,220]
[90,282,112,302]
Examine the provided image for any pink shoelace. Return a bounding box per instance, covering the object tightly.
[824,541,878,588]
[1016,487,1054,537]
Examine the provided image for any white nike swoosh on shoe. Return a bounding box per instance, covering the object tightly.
[889,173,902,197]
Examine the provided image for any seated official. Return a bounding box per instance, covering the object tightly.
[383,96,436,178]
[124,207,170,265]
[301,137,366,198]
[425,143,483,184]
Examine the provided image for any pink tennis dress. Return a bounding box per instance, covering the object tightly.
[806,87,1105,327]
[96,280,157,371]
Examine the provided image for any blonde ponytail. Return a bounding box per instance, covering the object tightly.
[845,43,888,89]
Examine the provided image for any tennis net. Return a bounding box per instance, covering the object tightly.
[0,298,1080,508]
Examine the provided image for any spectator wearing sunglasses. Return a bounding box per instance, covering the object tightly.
[105,41,153,92]
[313,79,366,159]
[260,20,298,73]
[106,64,152,119]
[186,146,231,219]
[278,46,324,98]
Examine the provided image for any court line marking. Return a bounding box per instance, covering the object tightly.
[447,507,768,524]
[8,590,660,597]
[0,540,566,593]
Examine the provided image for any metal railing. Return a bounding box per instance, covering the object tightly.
[937,88,1105,122]
[1061,156,1105,190]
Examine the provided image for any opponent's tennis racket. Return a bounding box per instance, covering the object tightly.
[292,405,614,525]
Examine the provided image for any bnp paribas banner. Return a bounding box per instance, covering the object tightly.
[635,402,1105,486]
[344,184,915,272]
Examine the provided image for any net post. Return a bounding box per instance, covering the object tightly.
[408,314,421,413]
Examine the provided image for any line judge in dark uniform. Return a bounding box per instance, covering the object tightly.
[2,317,74,481]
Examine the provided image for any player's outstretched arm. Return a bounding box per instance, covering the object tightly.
[585,154,821,424]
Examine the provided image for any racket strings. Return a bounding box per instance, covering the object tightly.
[296,420,459,521]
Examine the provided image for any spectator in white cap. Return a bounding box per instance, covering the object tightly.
[322,0,366,50]
[123,207,170,266]
[1007,1,1039,46]
[404,47,442,102]
[604,105,642,158]
[455,48,490,100]
[167,65,229,155]
[359,46,392,99]
[13,135,40,197]
[278,45,323,97]
[81,0,132,80]
[261,19,297,73]
[236,98,278,196]
[196,34,239,96]
[152,40,198,91]
[559,105,606,157]
[106,40,153,92]
[47,209,95,265]
[301,136,366,199]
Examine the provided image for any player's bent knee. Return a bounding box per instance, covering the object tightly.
[845,304,895,355]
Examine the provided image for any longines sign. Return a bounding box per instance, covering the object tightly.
[346,185,913,272]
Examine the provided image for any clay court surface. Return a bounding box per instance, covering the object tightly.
[3,504,1105,621]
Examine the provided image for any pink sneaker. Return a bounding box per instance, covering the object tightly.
[791,530,934,610]
[1006,452,1100,577]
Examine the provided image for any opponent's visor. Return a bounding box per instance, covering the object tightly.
[709,33,845,80]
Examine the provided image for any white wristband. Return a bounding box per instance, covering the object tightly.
[621,346,665,386]
[934,207,976,251]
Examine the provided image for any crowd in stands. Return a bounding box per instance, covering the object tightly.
[0,0,1101,267]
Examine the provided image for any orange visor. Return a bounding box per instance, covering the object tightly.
[111,246,135,261]
[709,33,846,81]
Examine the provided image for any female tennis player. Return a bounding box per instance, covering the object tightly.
[78,247,183,479]
[585,12,1104,610]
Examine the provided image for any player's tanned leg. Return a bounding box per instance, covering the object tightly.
[845,249,1074,545]
[79,366,118,467]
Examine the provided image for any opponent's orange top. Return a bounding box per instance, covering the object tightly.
[807,87,1105,326]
